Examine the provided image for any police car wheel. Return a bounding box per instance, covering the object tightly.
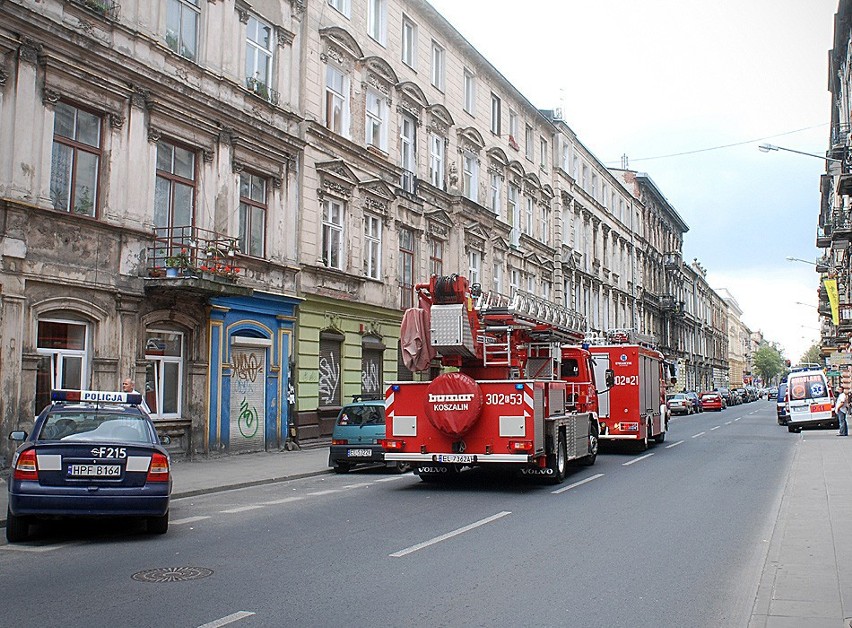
[6,508,30,543]
[147,511,169,535]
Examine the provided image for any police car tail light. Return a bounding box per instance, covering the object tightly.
[13,449,38,480]
[331,439,348,445]
[508,440,533,453]
[146,453,170,482]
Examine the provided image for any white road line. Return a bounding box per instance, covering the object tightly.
[389,511,511,557]
[725,421,733,425]
[551,473,605,495]
[197,611,255,628]
[342,482,374,489]
[735,417,742,421]
[665,440,684,449]
[692,432,706,438]
[0,543,74,553]
[220,505,265,514]
[376,476,407,483]
[711,426,721,431]
[306,489,341,496]
[172,516,211,525]
[261,496,304,505]
[622,453,655,466]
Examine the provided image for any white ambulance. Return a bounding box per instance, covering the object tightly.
[785,368,836,433]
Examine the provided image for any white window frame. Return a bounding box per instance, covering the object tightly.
[144,329,184,420]
[463,152,478,202]
[508,110,518,140]
[524,124,534,160]
[165,0,200,61]
[468,249,481,286]
[508,183,520,246]
[489,171,502,216]
[365,89,388,151]
[491,94,501,136]
[510,268,520,297]
[36,319,90,392]
[325,65,350,138]
[364,214,382,279]
[322,198,345,269]
[493,261,503,294]
[540,137,548,169]
[463,69,476,115]
[431,40,445,91]
[524,195,534,235]
[400,113,417,173]
[367,0,387,45]
[245,15,273,91]
[540,204,550,245]
[429,133,445,190]
[328,0,350,18]
[401,16,416,68]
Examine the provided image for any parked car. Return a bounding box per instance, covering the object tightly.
[328,395,410,474]
[700,391,724,411]
[685,391,703,413]
[6,389,172,543]
[717,387,733,406]
[666,393,693,415]
[785,369,837,433]
[776,383,789,425]
[768,386,778,400]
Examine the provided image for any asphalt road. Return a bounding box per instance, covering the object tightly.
[0,400,796,628]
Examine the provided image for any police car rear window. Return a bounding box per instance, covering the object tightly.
[787,375,827,401]
[39,412,150,443]
[336,405,385,426]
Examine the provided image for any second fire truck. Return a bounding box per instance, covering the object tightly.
[382,275,611,483]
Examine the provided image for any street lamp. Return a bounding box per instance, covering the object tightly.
[795,301,818,309]
[759,143,842,163]
[786,256,817,266]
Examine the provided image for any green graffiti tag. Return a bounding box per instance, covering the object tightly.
[238,397,259,438]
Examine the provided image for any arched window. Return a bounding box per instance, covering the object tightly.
[36,318,90,413]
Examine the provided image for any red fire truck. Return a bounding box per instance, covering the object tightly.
[587,331,671,450]
[382,275,610,483]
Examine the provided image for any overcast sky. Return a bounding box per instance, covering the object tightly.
[427,0,837,362]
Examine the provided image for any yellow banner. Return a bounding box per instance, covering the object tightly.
[825,278,840,326]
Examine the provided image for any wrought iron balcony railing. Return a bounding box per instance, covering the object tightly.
[147,225,245,282]
[245,77,280,106]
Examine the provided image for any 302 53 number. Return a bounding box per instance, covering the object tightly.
[485,393,523,405]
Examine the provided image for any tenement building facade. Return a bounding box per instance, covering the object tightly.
[0,0,732,464]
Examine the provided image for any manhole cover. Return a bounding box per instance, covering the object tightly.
[131,567,213,583]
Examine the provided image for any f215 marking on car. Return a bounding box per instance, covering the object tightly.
[89,447,127,458]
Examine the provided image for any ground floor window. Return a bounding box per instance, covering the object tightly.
[35,319,89,413]
[361,336,384,397]
[319,330,344,407]
[144,329,183,418]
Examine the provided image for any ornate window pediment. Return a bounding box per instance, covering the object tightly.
[507,160,525,183]
[360,178,396,215]
[396,81,428,118]
[316,159,359,200]
[492,235,511,252]
[319,26,363,67]
[427,104,454,135]
[362,56,398,94]
[464,222,488,250]
[487,147,509,167]
[457,126,485,152]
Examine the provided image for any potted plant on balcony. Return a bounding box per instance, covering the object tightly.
[165,249,192,277]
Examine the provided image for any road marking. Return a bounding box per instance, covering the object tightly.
[711,426,721,431]
[692,432,706,438]
[389,511,512,557]
[172,516,211,526]
[665,440,684,449]
[552,473,605,495]
[725,421,733,425]
[306,489,341,496]
[197,611,256,628]
[342,482,374,489]
[623,453,655,466]
[376,476,407,483]
[735,417,742,421]
[220,505,265,514]
[261,496,304,505]
[0,543,74,553]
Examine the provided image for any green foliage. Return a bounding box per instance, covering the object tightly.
[753,344,786,384]
[800,343,823,367]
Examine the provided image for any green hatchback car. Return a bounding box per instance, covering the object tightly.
[328,396,410,474]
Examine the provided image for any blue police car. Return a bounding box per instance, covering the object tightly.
[6,390,172,543]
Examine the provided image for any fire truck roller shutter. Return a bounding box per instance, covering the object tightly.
[424,372,484,439]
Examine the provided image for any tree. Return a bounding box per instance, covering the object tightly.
[753,344,786,384]
[800,343,822,367]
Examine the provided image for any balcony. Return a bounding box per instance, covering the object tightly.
[245,77,280,106]
[815,255,831,274]
[145,226,252,297]
[663,251,682,271]
[660,295,684,316]
[816,226,831,249]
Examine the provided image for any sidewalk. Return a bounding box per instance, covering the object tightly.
[749,432,852,627]
[2,436,851,625]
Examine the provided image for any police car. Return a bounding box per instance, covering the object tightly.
[6,390,172,543]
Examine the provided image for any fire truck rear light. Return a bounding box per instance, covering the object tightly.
[420,444,427,454]
[380,439,404,451]
[508,440,533,452]
[146,453,170,482]
[13,449,38,481]
[331,439,348,445]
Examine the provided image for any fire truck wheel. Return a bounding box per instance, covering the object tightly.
[394,462,412,474]
[332,461,351,474]
[637,420,651,452]
[653,427,666,444]
[547,430,567,483]
[579,422,598,466]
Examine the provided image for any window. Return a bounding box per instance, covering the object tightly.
[361,336,384,396]
[364,214,381,279]
[429,134,445,189]
[540,204,550,245]
[399,228,415,309]
[322,198,344,269]
[365,89,388,151]
[524,196,534,235]
[431,41,445,90]
[508,183,520,246]
[540,137,548,168]
[526,273,535,293]
[401,16,416,68]
[542,280,552,301]
[165,0,200,60]
[463,153,478,202]
[238,172,267,258]
[464,69,476,115]
[144,330,183,418]
[493,261,503,293]
[524,124,534,160]
[489,171,502,216]
[367,0,386,45]
[468,250,481,286]
[245,16,273,98]
[154,140,195,230]
[325,65,349,137]
[490,94,501,135]
[50,102,101,217]
[508,110,518,140]
[319,331,343,406]
[400,113,417,177]
[328,0,350,18]
[581,164,589,191]
[429,238,443,277]
[509,268,520,297]
[561,143,570,171]
[591,173,598,200]
[35,319,89,413]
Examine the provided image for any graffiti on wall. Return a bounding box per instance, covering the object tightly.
[237,397,259,438]
[233,351,263,383]
[319,351,340,405]
[361,359,380,394]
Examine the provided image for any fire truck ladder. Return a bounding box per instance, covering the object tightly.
[475,290,586,368]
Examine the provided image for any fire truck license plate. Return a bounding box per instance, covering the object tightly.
[347,449,372,458]
[436,454,474,464]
